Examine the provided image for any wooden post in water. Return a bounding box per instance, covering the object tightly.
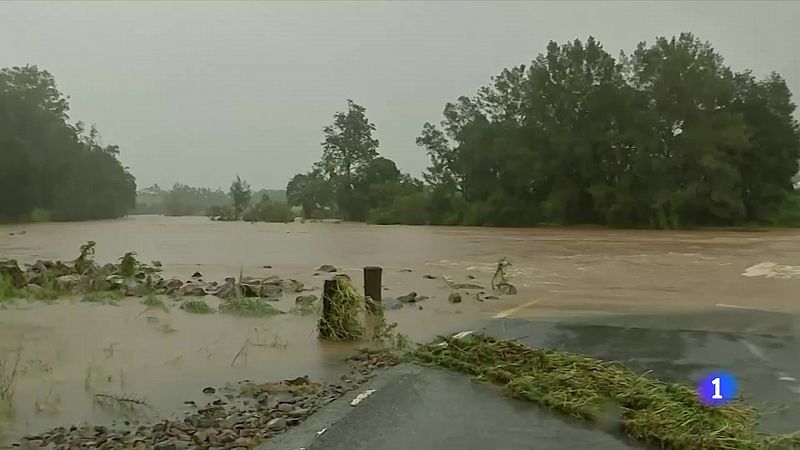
[319,278,337,340]
[363,266,382,314]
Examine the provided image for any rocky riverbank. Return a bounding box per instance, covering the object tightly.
[8,351,398,450]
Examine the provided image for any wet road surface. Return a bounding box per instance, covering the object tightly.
[264,308,800,449]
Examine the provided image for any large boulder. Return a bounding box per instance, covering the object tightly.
[240,283,261,297]
[55,274,91,293]
[280,279,304,293]
[123,279,143,296]
[213,282,241,299]
[0,259,25,287]
[91,276,111,292]
[180,282,207,296]
[259,284,283,299]
[161,278,184,290]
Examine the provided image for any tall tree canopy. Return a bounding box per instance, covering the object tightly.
[229,175,252,219]
[287,101,425,223]
[416,34,799,228]
[0,65,136,222]
[317,100,380,220]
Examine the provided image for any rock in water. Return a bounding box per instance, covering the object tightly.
[498,283,517,295]
[448,293,462,303]
[316,264,337,273]
[280,279,304,293]
[381,297,403,310]
[423,274,436,279]
[123,279,142,296]
[295,295,318,306]
[55,274,91,293]
[180,282,207,296]
[213,282,241,299]
[240,283,260,297]
[191,271,202,279]
[397,292,418,303]
[163,278,183,290]
[258,284,283,299]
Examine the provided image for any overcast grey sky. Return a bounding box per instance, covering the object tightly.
[1,1,798,190]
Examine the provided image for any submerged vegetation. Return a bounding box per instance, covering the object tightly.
[219,296,283,317]
[180,299,213,314]
[208,178,294,223]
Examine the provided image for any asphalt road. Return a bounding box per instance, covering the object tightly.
[260,308,800,450]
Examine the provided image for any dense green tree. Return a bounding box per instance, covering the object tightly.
[413,34,799,228]
[285,170,336,219]
[731,72,800,222]
[318,100,379,220]
[229,175,252,219]
[0,65,136,222]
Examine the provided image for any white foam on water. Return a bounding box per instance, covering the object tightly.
[742,262,800,279]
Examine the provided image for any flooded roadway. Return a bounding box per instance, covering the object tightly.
[0,216,798,441]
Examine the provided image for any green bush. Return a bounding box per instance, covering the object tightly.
[775,191,800,226]
[242,200,294,223]
[369,191,428,225]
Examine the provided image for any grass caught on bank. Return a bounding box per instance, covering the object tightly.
[0,274,21,301]
[140,294,168,312]
[181,299,214,314]
[81,290,124,305]
[414,334,798,450]
[220,296,282,317]
[317,276,365,341]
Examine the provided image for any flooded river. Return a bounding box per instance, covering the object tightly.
[0,215,798,441]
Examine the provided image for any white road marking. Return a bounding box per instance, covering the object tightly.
[492,300,541,319]
[740,339,767,361]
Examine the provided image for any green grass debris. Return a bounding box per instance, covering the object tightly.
[317,276,366,341]
[414,334,799,450]
[181,299,214,314]
[220,296,283,317]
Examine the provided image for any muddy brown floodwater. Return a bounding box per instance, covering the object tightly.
[0,215,799,442]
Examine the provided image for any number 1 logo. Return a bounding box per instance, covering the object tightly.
[698,372,738,405]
